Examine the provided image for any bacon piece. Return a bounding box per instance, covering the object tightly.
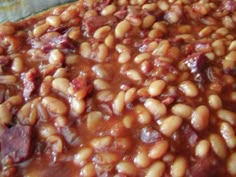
[1,124,32,163]
[190,156,224,177]
[184,53,209,74]
[71,76,93,96]
[0,55,11,65]
[83,15,117,35]
[23,68,38,100]
[221,0,236,13]
[114,9,128,19]
[140,126,163,144]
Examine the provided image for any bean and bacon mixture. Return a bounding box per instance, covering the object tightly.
[0,0,236,176]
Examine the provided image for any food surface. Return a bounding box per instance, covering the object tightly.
[0,0,236,176]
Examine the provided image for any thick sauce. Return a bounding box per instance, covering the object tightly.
[0,0,236,177]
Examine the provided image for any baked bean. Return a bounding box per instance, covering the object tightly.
[105,34,115,48]
[217,109,236,125]
[97,44,109,63]
[90,136,113,150]
[144,98,167,118]
[116,44,130,53]
[92,65,109,80]
[0,104,12,125]
[134,104,152,125]
[195,139,210,158]
[208,94,222,109]
[215,27,229,36]
[227,153,236,175]
[142,3,157,11]
[74,147,93,166]
[93,79,110,90]
[80,163,96,177]
[134,53,151,64]
[126,14,142,27]
[80,42,92,58]
[148,140,169,159]
[11,56,24,73]
[39,76,52,97]
[125,87,137,104]
[68,27,81,41]
[209,133,227,159]
[116,161,137,176]
[93,152,119,165]
[118,50,131,63]
[94,26,111,40]
[52,77,70,95]
[84,9,97,19]
[54,116,67,128]
[42,96,68,115]
[122,115,135,129]
[191,105,209,131]
[17,102,31,121]
[179,81,199,97]
[157,1,169,11]
[33,23,49,37]
[220,122,236,149]
[46,135,63,153]
[171,103,193,119]
[46,15,61,27]
[0,75,17,85]
[171,157,187,177]
[37,102,49,121]
[160,115,182,137]
[126,69,143,82]
[70,97,86,115]
[60,7,77,22]
[212,39,225,57]
[96,90,114,102]
[148,80,166,97]
[49,49,64,65]
[134,149,151,168]
[142,15,156,29]
[152,40,170,56]
[146,161,165,177]
[115,20,131,39]
[65,54,80,65]
[225,51,236,61]
[101,4,117,16]
[53,68,67,78]
[230,91,236,101]
[228,40,236,51]
[38,124,57,139]
[6,95,23,107]
[112,91,125,115]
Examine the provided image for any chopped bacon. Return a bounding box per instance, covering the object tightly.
[221,0,236,13]
[44,35,76,52]
[114,9,128,19]
[0,55,11,65]
[71,76,93,95]
[31,34,76,52]
[23,68,38,100]
[1,124,32,163]
[140,126,163,144]
[183,124,198,147]
[154,59,179,74]
[190,156,224,177]
[83,15,117,35]
[184,53,209,74]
